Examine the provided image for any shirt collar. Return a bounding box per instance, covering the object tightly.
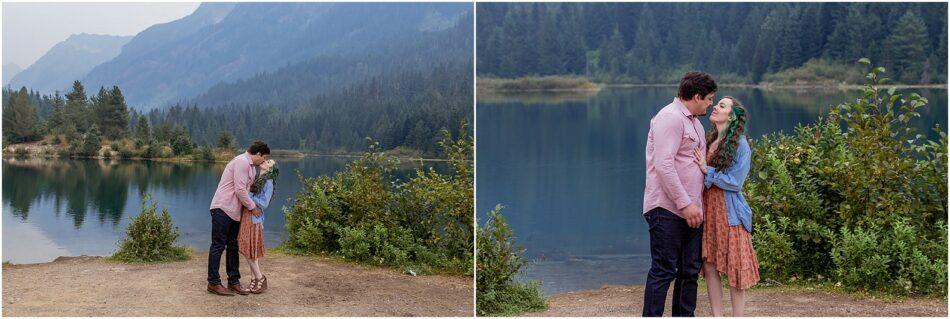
[673,98,695,118]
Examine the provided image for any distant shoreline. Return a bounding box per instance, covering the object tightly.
[2,142,451,163]
[605,83,949,90]
[478,76,947,92]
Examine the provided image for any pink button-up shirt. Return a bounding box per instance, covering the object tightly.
[643,98,707,218]
[210,153,257,221]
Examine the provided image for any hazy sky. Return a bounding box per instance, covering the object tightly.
[3,2,200,68]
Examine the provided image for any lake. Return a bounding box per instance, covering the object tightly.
[476,86,948,295]
[2,155,442,264]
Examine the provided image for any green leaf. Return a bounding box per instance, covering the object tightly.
[858,58,871,65]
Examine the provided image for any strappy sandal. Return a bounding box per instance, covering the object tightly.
[252,275,267,294]
[248,278,259,293]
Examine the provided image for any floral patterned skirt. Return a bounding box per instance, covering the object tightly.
[238,208,265,259]
[701,186,759,289]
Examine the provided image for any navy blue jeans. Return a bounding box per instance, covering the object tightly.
[207,208,241,286]
[642,207,703,317]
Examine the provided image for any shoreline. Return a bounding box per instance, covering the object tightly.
[477,76,947,93]
[1,145,453,163]
[2,250,473,316]
[604,83,949,90]
[525,283,947,317]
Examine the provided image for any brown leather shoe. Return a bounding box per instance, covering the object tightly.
[207,283,235,296]
[228,283,250,295]
[252,276,267,294]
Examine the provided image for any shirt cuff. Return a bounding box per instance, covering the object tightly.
[675,196,692,210]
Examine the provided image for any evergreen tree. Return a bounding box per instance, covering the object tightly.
[2,87,43,143]
[601,26,626,79]
[134,114,151,142]
[887,11,930,83]
[79,124,102,156]
[217,130,234,149]
[64,80,90,134]
[629,5,660,81]
[46,92,67,135]
[99,86,130,139]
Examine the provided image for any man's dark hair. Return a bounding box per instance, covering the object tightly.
[678,71,718,101]
[247,141,270,155]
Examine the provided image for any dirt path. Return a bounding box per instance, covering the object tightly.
[526,284,947,317]
[2,251,473,316]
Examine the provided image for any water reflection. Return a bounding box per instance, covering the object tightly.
[2,156,441,263]
[476,87,947,294]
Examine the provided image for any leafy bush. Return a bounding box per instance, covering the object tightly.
[118,147,136,159]
[479,76,600,91]
[13,147,29,158]
[282,125,474,275]
[762,58,865,85]
[747,59,947,295]
[112,194,189,263]
[476,205,547,316]
[195,146,216,162]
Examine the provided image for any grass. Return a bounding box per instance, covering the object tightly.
[696,275,947,302]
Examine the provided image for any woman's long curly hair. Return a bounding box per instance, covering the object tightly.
[706,96,749,171]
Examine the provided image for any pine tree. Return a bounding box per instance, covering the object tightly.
[134,114,151,142]
[64,80,90,134]
[217,130,234,149]
[98,86,130,139]
[2,87,43,143]
[600,26,626,79]
[629,4,660,81]
[887,11,930,83]
[80,124,102,156]
[46,92,67,135]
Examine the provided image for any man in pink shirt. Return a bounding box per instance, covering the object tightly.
[207,141,270,296]
[642,72,716,316]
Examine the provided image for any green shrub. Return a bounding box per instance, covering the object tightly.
[762,58,865,85]
[118,147,135,159]
[195,146,216,162]
[148,142,174,158]
[112,194,189,263]
[13,147,29,158]
[747,59,947,295]
[283,125,474,275]
[476,205,547,316]
[479,76,600,91]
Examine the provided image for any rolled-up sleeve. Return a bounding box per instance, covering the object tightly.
[652,113,692,209]
[705,140,751,192]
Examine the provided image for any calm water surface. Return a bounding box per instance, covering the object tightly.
[2,156,442,264]
[476,87,948,294]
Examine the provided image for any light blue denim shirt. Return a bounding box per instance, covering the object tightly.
[704,137,753,233]
[249,180,273,225]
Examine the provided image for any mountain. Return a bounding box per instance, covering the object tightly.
[2,63,23,86]
[81,2,471,110]
[190,10,473,108]
[6,33,131,93]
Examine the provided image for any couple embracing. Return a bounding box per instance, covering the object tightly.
[642,72,759,317]
[206,141,280,296]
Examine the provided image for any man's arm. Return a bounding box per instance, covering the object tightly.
[652,113,692,210]
[234,162,257,211]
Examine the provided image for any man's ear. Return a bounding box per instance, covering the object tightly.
[688,94,699,103]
